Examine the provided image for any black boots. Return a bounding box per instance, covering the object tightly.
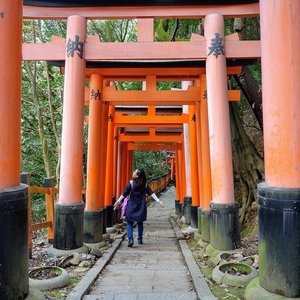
[128,238,143,247]
[128,239,134,247]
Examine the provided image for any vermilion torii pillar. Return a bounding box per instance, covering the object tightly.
[112,127,118,199]
[179,145,187,216]
[200,75,212,242]
[84,74,104,245]
[256,0,300,297]
[182,81,193,225]
[189,104,200,229]
[116,137,122,197]
[182,104,192,224]
[104,105,115,228]
[99,93,109,234]
[204,14,240,250]
[53,15,87,252]
[174,150,182,215]
[0,2,29,299]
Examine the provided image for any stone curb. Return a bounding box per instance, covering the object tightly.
[170,219,217,300]
[66,233,125,300]
[170,218,185,240]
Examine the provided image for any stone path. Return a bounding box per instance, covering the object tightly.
[73,186,215,300]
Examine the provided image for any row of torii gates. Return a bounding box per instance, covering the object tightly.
[1,0,300,299]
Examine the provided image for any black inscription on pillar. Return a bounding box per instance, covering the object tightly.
[67,35,84,59]
[91,89,101,100]
[192,114,196,122]
[203,90,207,99]
[208,33,225,58]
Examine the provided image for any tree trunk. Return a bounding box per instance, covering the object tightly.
[23,21,52,178]
[230,102,264,228]
[234,68,263,131]
[24,61,52,177]
[44,62,61,180]
[233,18,263,130]
[229,17,264,232]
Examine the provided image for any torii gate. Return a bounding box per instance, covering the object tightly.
[1,1,300,299]
[83,73,241,239]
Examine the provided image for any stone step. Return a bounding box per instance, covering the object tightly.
[83,291,197,300]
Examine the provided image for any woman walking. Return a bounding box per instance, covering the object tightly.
[114,169,164,247]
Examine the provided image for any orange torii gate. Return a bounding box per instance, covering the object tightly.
[2,1,300,299]
[82,68,242,240]
[101,76,240,223]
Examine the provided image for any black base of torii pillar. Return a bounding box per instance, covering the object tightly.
[258,183,300,297]
[0,185,29,300]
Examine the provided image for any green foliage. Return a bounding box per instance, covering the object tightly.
[88,19,137,42]
[244,17,260,40]
[22,20,65,185]
[31,197,46,223]
[115,81,142,91]
[248,64,261,86]
[154,19,201,41]
[157,81,181,90]
[133,151,170,180]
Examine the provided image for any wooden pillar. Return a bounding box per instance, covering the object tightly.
[195,99,204,211]
[84,74,103,244]
[170,157,175,181]
[116,138,122,197]
[256,1,300,297]
[198,75,212,240]
[127,148,133,182]
[99,97,109,208]
[199,75,212,211]
[189,104,200,228]
[204,14,240,250]
[137,18,153,42]
[44,178,55,243]
[182,109,192,197]
[174,150,181,216]
[53,16,87,251]
[181,80,193,225]
[113,127,120,224]
[99,93,109,234]
[104,105,115,227]
[182,104,192,224]
[121,142,128,189]
[0,2,22,189]
[112,127,118,197]
[179,145,186,207]
[0,2,29,299]
[86,75,103,212]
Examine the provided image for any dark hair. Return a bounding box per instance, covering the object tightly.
[133,169,147,191]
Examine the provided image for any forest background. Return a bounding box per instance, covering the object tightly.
[22,17,262,233]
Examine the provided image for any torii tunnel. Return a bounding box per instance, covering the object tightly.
[1,0,300,299]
